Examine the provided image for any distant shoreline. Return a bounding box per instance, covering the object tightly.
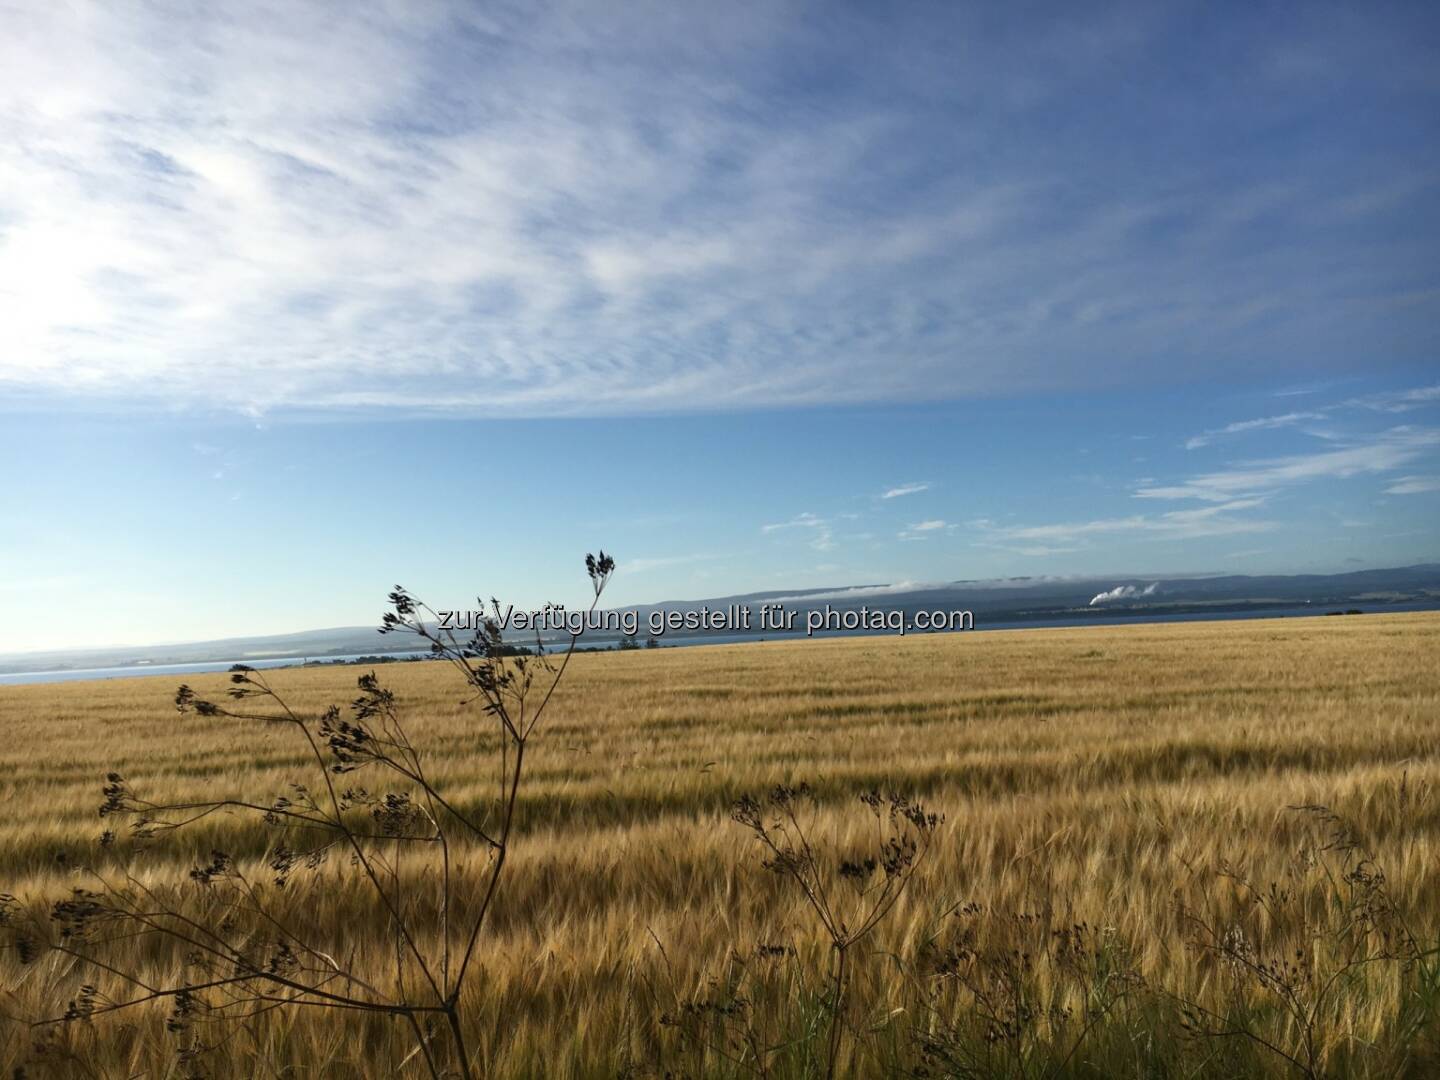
[5,602,1439,687]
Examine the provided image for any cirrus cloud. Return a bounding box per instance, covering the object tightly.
[881,482,932,499]
[1137,428,1440,501]
[2,2,1437,417]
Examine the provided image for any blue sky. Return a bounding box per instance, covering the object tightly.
[1,1,1437,651]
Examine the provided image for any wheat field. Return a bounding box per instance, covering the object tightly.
[2,612,1438,1077]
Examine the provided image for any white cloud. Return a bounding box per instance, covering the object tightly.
[1185,411,1325,449]
[1137,428,1440,501]
[987,544,1083,557]
[1347,385,1440,414]
[1385,475,1440,495]
[0,4,1433,416]
[898,519,950,541]
[981,498,1273,547]
[762,512,835,552]
[982,421,1440,560]
[881,482,931,499]
[759,582,928,604]
[762,512,824,534]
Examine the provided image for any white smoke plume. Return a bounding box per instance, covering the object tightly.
[1089,582,1159,606]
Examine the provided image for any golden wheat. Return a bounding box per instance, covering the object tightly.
[2,612,1438,1077]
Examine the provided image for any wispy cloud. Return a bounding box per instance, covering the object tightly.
[762,512,823,534]
[1137,428,1440,501]
[984,544,1084,558]
[979,499,1273,547]
[1185,411,1326,449]
[622,553,716,575]
[1347,385,1440,414]
[0,4,1434,416]
[1385,475,1440,495]
[979,414,1440,561]
[881,482,931,499]
[759,582,929,604]
[762,512,834,552]
[898,519,950,541]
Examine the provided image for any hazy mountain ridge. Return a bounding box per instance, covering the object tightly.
[3,564,1438,676]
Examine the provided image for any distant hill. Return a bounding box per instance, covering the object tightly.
[3,563,1438,676]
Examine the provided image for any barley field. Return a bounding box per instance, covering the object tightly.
[2,612,1439,1078]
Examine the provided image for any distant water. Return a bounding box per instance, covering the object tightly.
[0,652,432,687]
[4,601,1438,687]
[654,600,1440,647]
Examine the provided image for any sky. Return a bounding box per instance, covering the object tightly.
[1,1,1438,653]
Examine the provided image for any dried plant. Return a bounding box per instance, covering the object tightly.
[0,552,615,1079]
[913,901,1145,1079]
[1173,804,1422,1079]
[650,937,826,1080]
[705,783,942,1079]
